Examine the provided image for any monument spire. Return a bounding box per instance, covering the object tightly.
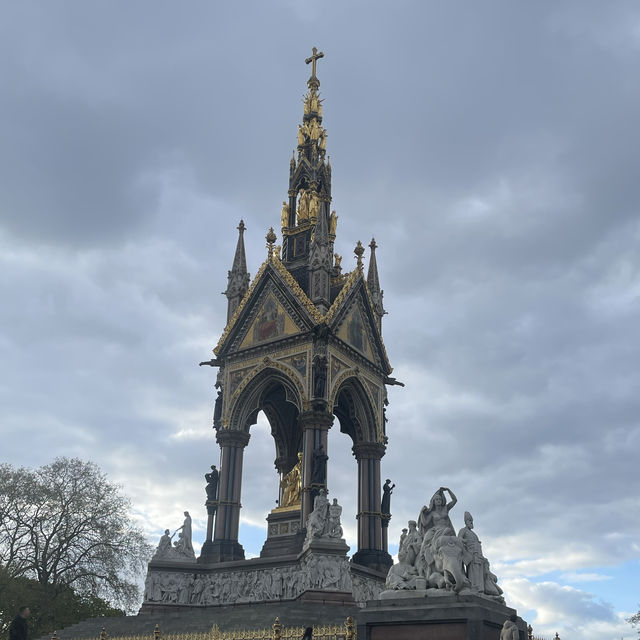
[224,220,250,322]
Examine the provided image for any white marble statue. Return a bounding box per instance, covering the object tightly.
[153,529,174,559]
[306,489,330,539]
[174,511,195,558]
[382,488,504,601]
[458,511,484,591]
[328,498,343,538]
[500,615,519,640]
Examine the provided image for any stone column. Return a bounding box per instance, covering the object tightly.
[199,429,249,563]
[352,441,393,573]
[299,409,334,525]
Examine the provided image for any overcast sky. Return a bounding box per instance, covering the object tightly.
[1,1,639,638]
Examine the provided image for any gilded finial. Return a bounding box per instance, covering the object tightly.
[272,617,282,640]
[266,227,277,257]
[354,240,364,268]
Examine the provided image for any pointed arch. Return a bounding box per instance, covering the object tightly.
[226,363,306,466]
[331,373,379,445]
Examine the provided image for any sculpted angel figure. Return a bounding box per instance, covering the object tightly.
[281,201,290,228]
[297,125,305,146]
[329,211,338,235]
[297,189,310,222]
[308,192,319,220]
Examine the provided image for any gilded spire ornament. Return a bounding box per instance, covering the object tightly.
[354,240,365,269]
[266,227,277,257]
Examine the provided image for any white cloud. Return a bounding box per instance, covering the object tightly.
[503,578,632,640]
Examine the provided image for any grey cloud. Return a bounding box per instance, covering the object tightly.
[1,0,639,625]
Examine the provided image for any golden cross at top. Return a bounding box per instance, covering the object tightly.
[305,47,324,77]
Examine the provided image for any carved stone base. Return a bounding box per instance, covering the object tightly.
[357,593,528,640]
[351,548,393,573]
[302,535,350,556]
[260,509,304,558]
[197,539,245,564]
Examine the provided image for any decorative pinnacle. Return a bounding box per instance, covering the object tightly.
[354,240,365,268]
[266,227,277,257]
[369,237,377,251]
[238,219,246,233]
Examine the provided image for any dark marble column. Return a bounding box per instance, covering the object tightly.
[298,409,334,525]
[352,441,393,573]
[199,429,249,563]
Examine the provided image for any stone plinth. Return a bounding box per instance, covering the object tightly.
[357,593,528,640]
[260,508,304,558]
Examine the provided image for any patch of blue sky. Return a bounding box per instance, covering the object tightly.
[530,560,639,612]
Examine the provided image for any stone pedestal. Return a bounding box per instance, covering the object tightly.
[357,593,528,640]
[260,508,304,558]
[197,539,245,564]
[352,548,393,574]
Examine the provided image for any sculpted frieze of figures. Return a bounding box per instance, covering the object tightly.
[384,487,504,602]
[144,553,363,606]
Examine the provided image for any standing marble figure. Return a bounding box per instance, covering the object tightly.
[175,511,194,557]
[458,511,484,591]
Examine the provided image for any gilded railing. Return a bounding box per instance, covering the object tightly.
[54,617,356,640]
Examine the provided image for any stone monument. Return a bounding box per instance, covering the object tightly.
[137,49,529,640]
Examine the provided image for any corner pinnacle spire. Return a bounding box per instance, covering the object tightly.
[367,238,386,330]
[224,220,250,322]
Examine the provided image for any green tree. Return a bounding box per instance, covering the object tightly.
[629,608,640,635]
[0,457,152,630]
[0,567,125,638]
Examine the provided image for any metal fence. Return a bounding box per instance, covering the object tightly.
[51,617,356,640]
[51,618,563,640]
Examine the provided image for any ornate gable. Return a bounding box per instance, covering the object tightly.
[215,256,319,357]
[327,270,392,374]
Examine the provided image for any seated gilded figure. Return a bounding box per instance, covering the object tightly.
[279,453,302,508]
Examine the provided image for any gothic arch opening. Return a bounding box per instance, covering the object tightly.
[332,376,378,445]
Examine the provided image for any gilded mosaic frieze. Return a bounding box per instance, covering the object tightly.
[238,293,301,351]
[277,350,309,386]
